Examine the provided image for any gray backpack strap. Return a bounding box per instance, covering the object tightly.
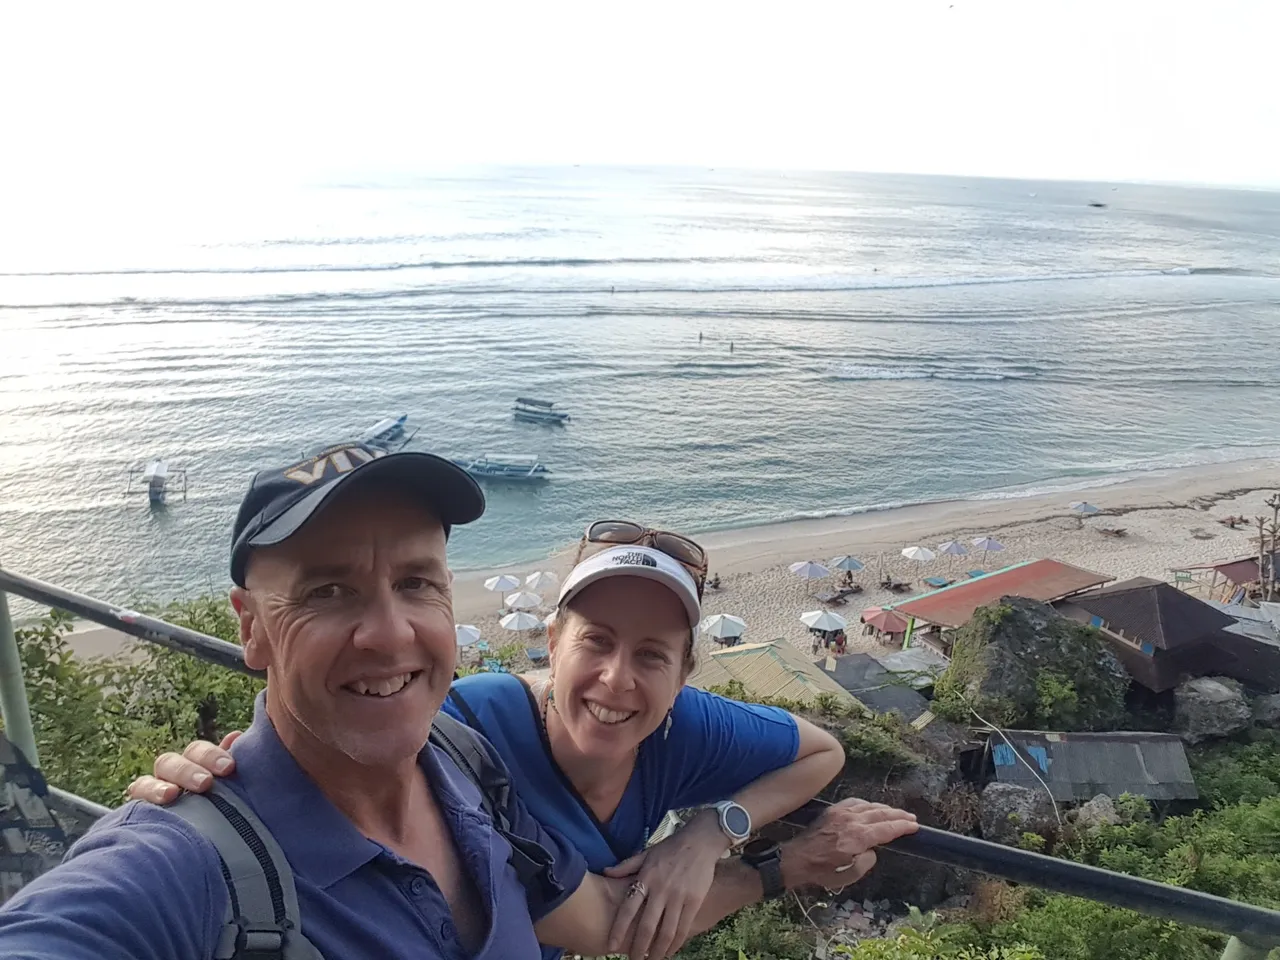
[166,782,323,960]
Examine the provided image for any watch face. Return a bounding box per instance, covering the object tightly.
[723,804,751,838]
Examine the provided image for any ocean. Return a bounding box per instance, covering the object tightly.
[2,167,1279,616]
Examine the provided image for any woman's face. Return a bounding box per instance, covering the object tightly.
[547,576,691,760]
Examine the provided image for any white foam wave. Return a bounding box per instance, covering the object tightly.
[828,363,1034,383]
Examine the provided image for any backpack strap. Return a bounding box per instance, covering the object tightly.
[430,708,564,904]
[166,782,323,960]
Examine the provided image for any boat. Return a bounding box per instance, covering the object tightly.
[450,455,551,482]
[124,459,187,505]
[361,414,418,452]
[513,397,570,425]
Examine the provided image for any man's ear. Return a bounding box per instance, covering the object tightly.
[230,587,269,672]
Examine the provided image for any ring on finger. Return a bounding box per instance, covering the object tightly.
[627,880,649,900]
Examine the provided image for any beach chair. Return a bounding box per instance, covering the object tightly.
[482,657,508,674]
[525,647,549,666]
[966,570,986,580]
[1098,526,1127,538]
[923,576,952,589]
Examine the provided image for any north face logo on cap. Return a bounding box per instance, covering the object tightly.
[611,550,658,568]
[282,444,385,485]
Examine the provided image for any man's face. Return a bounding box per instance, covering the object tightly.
[233,484,456,770]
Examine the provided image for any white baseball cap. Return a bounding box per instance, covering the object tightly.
[558,545,701,627]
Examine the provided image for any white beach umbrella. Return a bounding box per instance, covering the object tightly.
[484,574,521,593]
[971,536,1006,569]
[455,624,482,648]
[526,570,558,593]
[500,611,542,632]
[800,610,849,632]
[1070,501,1101,515]
[901,546,937,564]
[700,614,747,640]
[938,541,969,557]
[789,560,831,580]
[505,590,542,610]
[829,556,865,572]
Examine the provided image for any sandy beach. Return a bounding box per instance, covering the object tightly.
[452,458,1280,664]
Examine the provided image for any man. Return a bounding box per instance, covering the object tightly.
[0,441,918,959]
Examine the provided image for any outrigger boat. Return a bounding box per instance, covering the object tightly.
[513,397,570,425]
[450,455,551,482]
[361,414,419,452]
[123,459,187,505]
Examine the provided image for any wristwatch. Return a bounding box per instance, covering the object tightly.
[713,800,752,846]
[741,838,785,900]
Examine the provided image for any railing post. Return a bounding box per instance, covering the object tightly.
[1220,937,1274,960]
[0,590,39,768]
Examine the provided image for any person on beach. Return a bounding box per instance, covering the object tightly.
[130,519,854,960]
[2,444,918,960]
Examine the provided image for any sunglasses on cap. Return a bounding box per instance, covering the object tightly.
[575,520,708,593]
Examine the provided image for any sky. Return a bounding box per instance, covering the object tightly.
[1,0,1278,193]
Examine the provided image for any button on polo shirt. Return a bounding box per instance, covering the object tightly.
[0,693,587,960]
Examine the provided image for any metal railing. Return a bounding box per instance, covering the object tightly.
[0,563,1275,959]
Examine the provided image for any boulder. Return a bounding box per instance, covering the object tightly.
[937,597,1130,731]
[979,782,1058,846]
[1253,693,1280,729]
[1173,676,1250,743]
[1072,793,1121,830]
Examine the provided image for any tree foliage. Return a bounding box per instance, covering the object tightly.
[4,602,262,807]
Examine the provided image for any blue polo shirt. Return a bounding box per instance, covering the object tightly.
[0,694,587,960]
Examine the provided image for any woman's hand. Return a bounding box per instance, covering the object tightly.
[125,732,242,805]
[602,810,730,960]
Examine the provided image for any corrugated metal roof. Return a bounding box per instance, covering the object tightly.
[889,559,1114,628]
[689,639,862,708]
[817,653,931,720]
[874,645,951,687]
[990,730,1198,802]
[1069,577,1237,650]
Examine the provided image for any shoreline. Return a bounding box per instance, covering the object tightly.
[452,457,1280,653]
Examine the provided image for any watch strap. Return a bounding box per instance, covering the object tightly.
[752,854,785,900]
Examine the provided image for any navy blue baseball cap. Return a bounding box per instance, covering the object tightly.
[230,441,485,587]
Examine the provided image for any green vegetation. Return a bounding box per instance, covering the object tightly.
[4,603,261,806]
[1188,728,1280,807]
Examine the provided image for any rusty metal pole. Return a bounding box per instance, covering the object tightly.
[0,590,39,768]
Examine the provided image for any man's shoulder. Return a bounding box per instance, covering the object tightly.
[449,670,526,704]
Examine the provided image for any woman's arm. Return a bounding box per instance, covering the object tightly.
[690,713,844,846]
[602,707,844,957]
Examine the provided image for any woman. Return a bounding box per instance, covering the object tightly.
[130,520,847,960]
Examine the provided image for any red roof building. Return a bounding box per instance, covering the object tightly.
[889,559,1114,629]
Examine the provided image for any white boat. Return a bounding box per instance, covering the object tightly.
[361,414,418,452]
[124,459,187,505]
[513,397,570,425]
[450,455,551,482]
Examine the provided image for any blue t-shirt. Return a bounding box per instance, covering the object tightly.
[0,693,587,960]
[442,673,800,871]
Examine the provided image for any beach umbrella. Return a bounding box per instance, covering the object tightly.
[505,590,542,610]
[800,610,848,632]
[829,555,865,573]
[789,560,830,581]
[526,570,558,593]
[484,574,522,609]
[971,536,1006,569]
[500,611,542,632]
[938,541,969,557]
[1070,501,1101,528]
[864,609,910,634]
[455,624,482,648]
[901,546,937,564]
[700,614,747,640]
